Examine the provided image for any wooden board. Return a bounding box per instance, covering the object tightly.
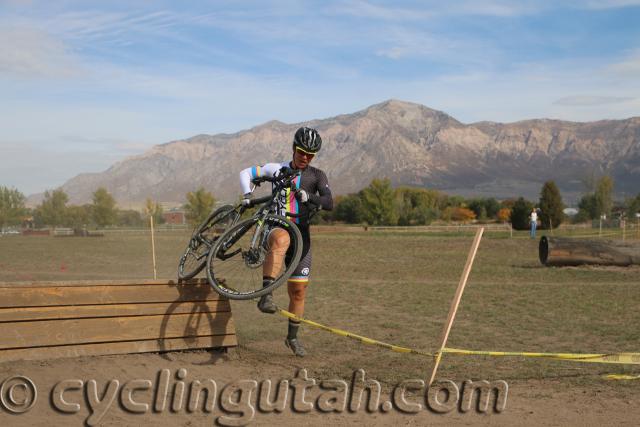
[0,300,230,322]
[0,334,237,363]
[0,279,204,288]
[0,312,234,350]
[0,283,219,308]
[0,279,238,363]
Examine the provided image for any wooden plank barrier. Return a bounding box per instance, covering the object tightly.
[0,279,237,363]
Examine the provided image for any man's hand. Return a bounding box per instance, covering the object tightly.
[295,189,309,203]
[242,192,253,207]
[279,166,295,177]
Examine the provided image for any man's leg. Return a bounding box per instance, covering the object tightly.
[287,280,307,317]
[285,280,308,357]
[258,228,290,313]
[284,237,311,357]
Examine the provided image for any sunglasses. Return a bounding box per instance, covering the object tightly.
[295,147,315,158]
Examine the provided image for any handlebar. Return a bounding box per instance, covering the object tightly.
[251,166,299,186]
[246,166,321,219]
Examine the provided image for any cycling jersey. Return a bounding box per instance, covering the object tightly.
[239,161,333,226]
[240,160,332,284]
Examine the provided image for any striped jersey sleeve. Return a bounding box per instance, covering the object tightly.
[239,162,286,195]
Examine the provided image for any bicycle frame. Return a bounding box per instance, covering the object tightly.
[216,167,305,260]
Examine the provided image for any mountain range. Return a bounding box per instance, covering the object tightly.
[28,99,640,208]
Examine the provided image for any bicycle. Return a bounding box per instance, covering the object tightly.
[177,204,244,280]
[205,166,316,300]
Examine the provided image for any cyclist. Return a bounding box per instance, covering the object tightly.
[238,126,333,357]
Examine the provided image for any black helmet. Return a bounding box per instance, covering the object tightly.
[293,127,322,154]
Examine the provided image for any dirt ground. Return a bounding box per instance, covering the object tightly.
[1,348,639,426]
[1,231,639,426]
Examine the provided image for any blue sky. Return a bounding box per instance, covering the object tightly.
[1,0,639,195]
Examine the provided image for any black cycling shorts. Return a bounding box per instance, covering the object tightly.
[284,224,311,284]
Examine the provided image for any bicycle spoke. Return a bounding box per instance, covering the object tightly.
[207,215,303,299]
[177,205,239,280]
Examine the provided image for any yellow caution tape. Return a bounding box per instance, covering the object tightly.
[443,347,640,365]
[604,374,640,380]
[275,309,640,383]
[277,308,434,357]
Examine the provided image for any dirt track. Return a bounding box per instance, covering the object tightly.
[1,347,639,426]
[1,233,639,425]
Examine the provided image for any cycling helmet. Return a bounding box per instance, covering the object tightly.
[293,127,322,154]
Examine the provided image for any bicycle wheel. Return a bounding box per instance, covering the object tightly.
[177,205,239,280]
[206,214,303,300]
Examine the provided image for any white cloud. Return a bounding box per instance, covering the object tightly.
[584,0,640,9]
[607,53,640,76]
[374,27,446,59]
[328,0,434,21]
[329,0,639,18]
[0,26,81,77]
[328,0,544,19]
[443,1,542,16]
[554,95,635,106]
[43,10,183,42]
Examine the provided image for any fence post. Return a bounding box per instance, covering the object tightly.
[150,216,157,280]
[599,217,603,238]
[428,228,484,386]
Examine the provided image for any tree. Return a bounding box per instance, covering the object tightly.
[445,195,466,208]
[595,176,614,219]
[0,186,26,228]
[360,178,397,225]
[442,206,476,222]
[36,189,69,227]
[92,187,117,227]
[467,198,500,220]
[65,204,91,228]
[485,198,501,219]
[538,181,564,229]
[184,188,215,226]
[577,193,598,221]
[497,208,511,223]
[577,176,614,221]
[333,194,363,224]
[394,187,441,225]
[310,208,333,225]
[510,197,534,230]
[500,199,517,209]
[117,209,143,227]
[144,198,164,225]
[626,194,640,220]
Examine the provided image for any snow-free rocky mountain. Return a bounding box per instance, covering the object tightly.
[30,100,640,208]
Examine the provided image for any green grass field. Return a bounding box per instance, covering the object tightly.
[1,229,639,393]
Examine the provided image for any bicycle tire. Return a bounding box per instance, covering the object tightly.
[177,204,238,280]
[205,214,303,300]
